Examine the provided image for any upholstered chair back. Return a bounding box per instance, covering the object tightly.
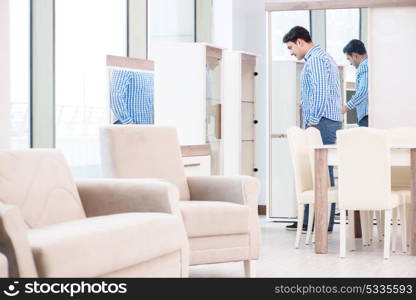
[0,150,86,228]
[287,127,313,198]
[337,128,392,210]
[389,127,416,188]
[305,127,328,186]
[100,125,191,200]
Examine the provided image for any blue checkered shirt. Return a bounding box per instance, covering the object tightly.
[301,45,342,126]
[110,69,154,124]
[346,57,368,122]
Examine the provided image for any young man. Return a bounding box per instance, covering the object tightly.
[283,26,342,232]
[342,39,368,127]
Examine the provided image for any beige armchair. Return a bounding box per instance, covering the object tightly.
[0,149,189,277]
[100,125,261,277]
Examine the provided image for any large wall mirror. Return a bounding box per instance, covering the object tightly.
[269,7,367,219]
[266,1,416,219]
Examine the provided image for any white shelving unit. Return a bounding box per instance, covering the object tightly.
[223,50,258,177]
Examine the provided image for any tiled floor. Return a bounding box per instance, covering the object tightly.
[189,217,416,277]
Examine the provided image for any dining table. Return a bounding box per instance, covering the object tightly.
[313,144,416,255]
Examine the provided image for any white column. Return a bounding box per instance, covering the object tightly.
[128,0,147,59]
[32,0,55,147]
[311,10,326,49]
[196,0,212,43]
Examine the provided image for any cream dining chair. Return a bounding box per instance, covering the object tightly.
[307,127,373,250]
[388,127,416,252]
[337,127,406,259]
[287,127,337,248]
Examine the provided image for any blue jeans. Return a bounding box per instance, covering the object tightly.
[304,117,342,231]
[358,116,368,127]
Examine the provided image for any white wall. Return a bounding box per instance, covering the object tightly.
[0,0,11,149]
[212,0,234,49]
[368,7,416,129]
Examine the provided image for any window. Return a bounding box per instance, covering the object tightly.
[148,0,195,57]
[271,10,310,60]
[326,9,360,81]
[9,0,31,149]
[55,0,127,178]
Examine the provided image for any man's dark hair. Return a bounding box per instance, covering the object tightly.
[343,39,367,55]
[282,26,312,43]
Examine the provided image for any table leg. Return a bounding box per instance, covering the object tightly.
[354,211,362,238]
[410,149,416,256]
[315,148,328,254]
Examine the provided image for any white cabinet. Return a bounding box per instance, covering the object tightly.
[269,60,345,219]
[223,51,258,177]
[182,156,211,177]
[181,145,211,177]
[153,43,224,175]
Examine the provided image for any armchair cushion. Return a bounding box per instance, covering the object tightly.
[27,213,185,277]
[179,201,250,238]
[76,179,181,218]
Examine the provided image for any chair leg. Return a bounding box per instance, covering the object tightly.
[399,204,407,253]
[364,211,371,246]
[327,204,331,227]
[340,210,347,258]
[368,211,374,243]
[295,205,304,249]
[305,204,314,245]
[347,210,356,251]
[407,204,411,247]
[375,210,383,242]
[360,210,369,246]
[244,260,256,278]
[392,208,398,253]
[312,228,316,244]
[384,210,392,259]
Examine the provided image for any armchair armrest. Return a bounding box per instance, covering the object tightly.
[186,176,261,209]
[0,204,38,277]
[76,178,181,218]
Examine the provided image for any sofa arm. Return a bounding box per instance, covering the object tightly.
[0,204,38,277]
[187,176,261,209]
[76,179,182,218]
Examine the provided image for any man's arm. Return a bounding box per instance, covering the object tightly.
[344,64,368,113]
[110,69,135,124]
[308,57,330,125]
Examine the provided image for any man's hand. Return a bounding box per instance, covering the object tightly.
[307,123,318,127]
[342,105,349,114]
